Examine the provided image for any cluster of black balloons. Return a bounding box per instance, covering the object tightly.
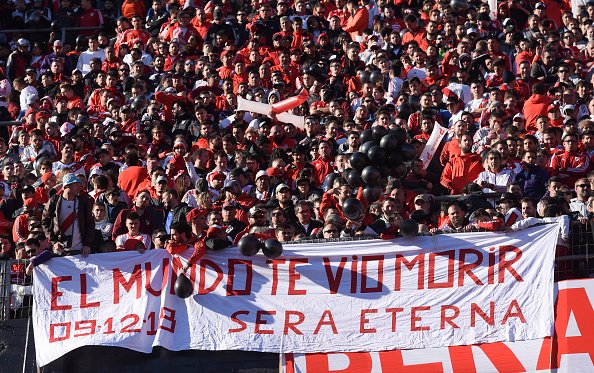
[345,127,416,205]
[237,235,284,259]
[360,70,385,86]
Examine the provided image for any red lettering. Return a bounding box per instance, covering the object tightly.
[378,350,444,372]
[458,249,484,286]
[228,310,249,333]
[49,322,71,343]
[440,305,460,329]
[73,320,96,337]
[144,261,167,297]
[255,310,276,334]
[51,276,72,311]
[360,309,377,333]
[198,259,223,295]
[79,274,99,309]
[288,259,308,295]
[498,246,523,283]
[411,306,431,331]
[323,257,347,294]
[361,255,384,293]
[226,259,253,296]
[537,287,594,369]
[449,343,525,372]
[470,302,494,327]
[113,265,142,304]
[303,352,372,373]
[428,251,455,289]
[501,299,526,325]
[314,310,338,334]
[395,254,424,291]
[350,256,358,294]
[268,259,286,295]
[284,310,305,335]
[386,307,404,332]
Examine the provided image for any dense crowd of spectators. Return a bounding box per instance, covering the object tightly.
[0,0,591,271]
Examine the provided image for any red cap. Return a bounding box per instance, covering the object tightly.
[206,226,223,238]
[24,108,36,118]
[207,170,226,184]
[267,167,281,177]
[123,238,146,252]
[186,208,209,222]
[548,104,560,112]
[41,172,53,183]
[35,111,51,121]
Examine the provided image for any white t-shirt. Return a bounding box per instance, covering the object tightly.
[115,233,152,251]
[59,197,82,251]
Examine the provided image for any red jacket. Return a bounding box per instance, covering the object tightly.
[440,153,484,194]
[550,151,590,187]
[522,94,552,133]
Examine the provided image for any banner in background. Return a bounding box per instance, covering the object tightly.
[284,279,594,373]
[419,123,448,169]
[33,225,558,366]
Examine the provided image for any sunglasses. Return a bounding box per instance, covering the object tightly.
[577,184,590,188]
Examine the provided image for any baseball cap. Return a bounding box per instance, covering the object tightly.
[248,205,267,217]
[255,170,269,180]
[156,175,168,184]
[267,167,282,178]
[467,28,478,35]
[535,2,546,9]
[548,104,560,112]
[513,113,525,121]
[62,173,81,187]
[275,184,290,194]
[186,208,208,222]
[414,194,432,204]
[17,38,29,47]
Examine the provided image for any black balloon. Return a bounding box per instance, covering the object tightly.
[361,166,381,185]
[205,238,232,251]
[450,0,468,12]
[238,235,261,256]
[174,272,193,298]
[324,172,339,189]
[342,198,364,221]
[400,219,419,237]
[360,129,374,144]
[263,239,283,259]
[360,141,376,155]
[393,164,408,178]
[363,185,382,203]
[389,128,408,145]
[367,145,387,165]
[386,152,403,168]
[380,133,401,152]
[349,152,369,171]
[372,125,388,142]
[50,20,61,32]
[347,169,364,188]
[399,143,417,161]
[360,71,370,84]
[370,71,384,85]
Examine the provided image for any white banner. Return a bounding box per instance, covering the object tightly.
[285,279,594,373]
[419,123,448,169]
[32,225,558,366]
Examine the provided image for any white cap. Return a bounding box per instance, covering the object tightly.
[255,170,269,180]
[17,38,29,47]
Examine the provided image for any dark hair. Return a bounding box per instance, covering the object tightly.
[127,212,142,222]
[170,221,191,236]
